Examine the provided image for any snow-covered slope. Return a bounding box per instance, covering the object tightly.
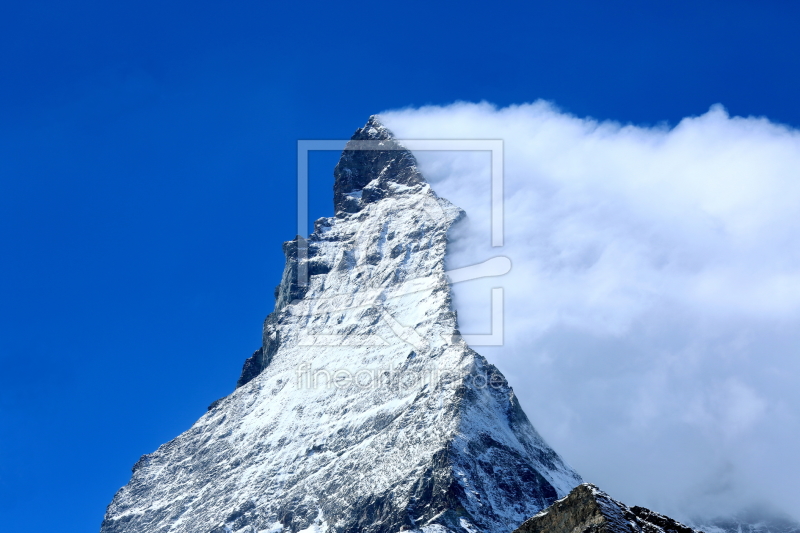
[100,117,582,533]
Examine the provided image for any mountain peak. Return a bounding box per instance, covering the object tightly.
[101,116,581,533]
[333,115,423,214]
[353,115,394,141]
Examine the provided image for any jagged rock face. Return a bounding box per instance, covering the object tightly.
[332,116,423,215]
[513,484,698,533]
[100,117,582,533]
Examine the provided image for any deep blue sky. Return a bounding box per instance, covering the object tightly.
[1,1,799,531]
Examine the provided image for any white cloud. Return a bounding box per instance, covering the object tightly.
[380,102,800,522]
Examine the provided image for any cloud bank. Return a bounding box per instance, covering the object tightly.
[380,102,800,522]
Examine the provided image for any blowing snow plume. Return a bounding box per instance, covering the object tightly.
[380,102,800,523]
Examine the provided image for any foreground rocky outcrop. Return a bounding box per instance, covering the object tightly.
[514,483,698,533]
[100,117,582,533]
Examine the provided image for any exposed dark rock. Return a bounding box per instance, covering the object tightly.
[236,316,281,388]
[514,483,698,533]
[131,454,150,473]
[333,115,423,216]
[274,235,311,311]
[235,347,264,388]
[206,397,226,411]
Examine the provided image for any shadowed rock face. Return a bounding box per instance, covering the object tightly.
[332,116,423,215]
[514,484,698,533]
[99,117,582,533]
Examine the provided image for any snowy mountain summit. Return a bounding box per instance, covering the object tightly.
[100,117,582,533]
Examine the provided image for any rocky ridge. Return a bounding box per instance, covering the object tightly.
[100,117,582,533]
[513,484,699,533]
[512,483,800,533]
